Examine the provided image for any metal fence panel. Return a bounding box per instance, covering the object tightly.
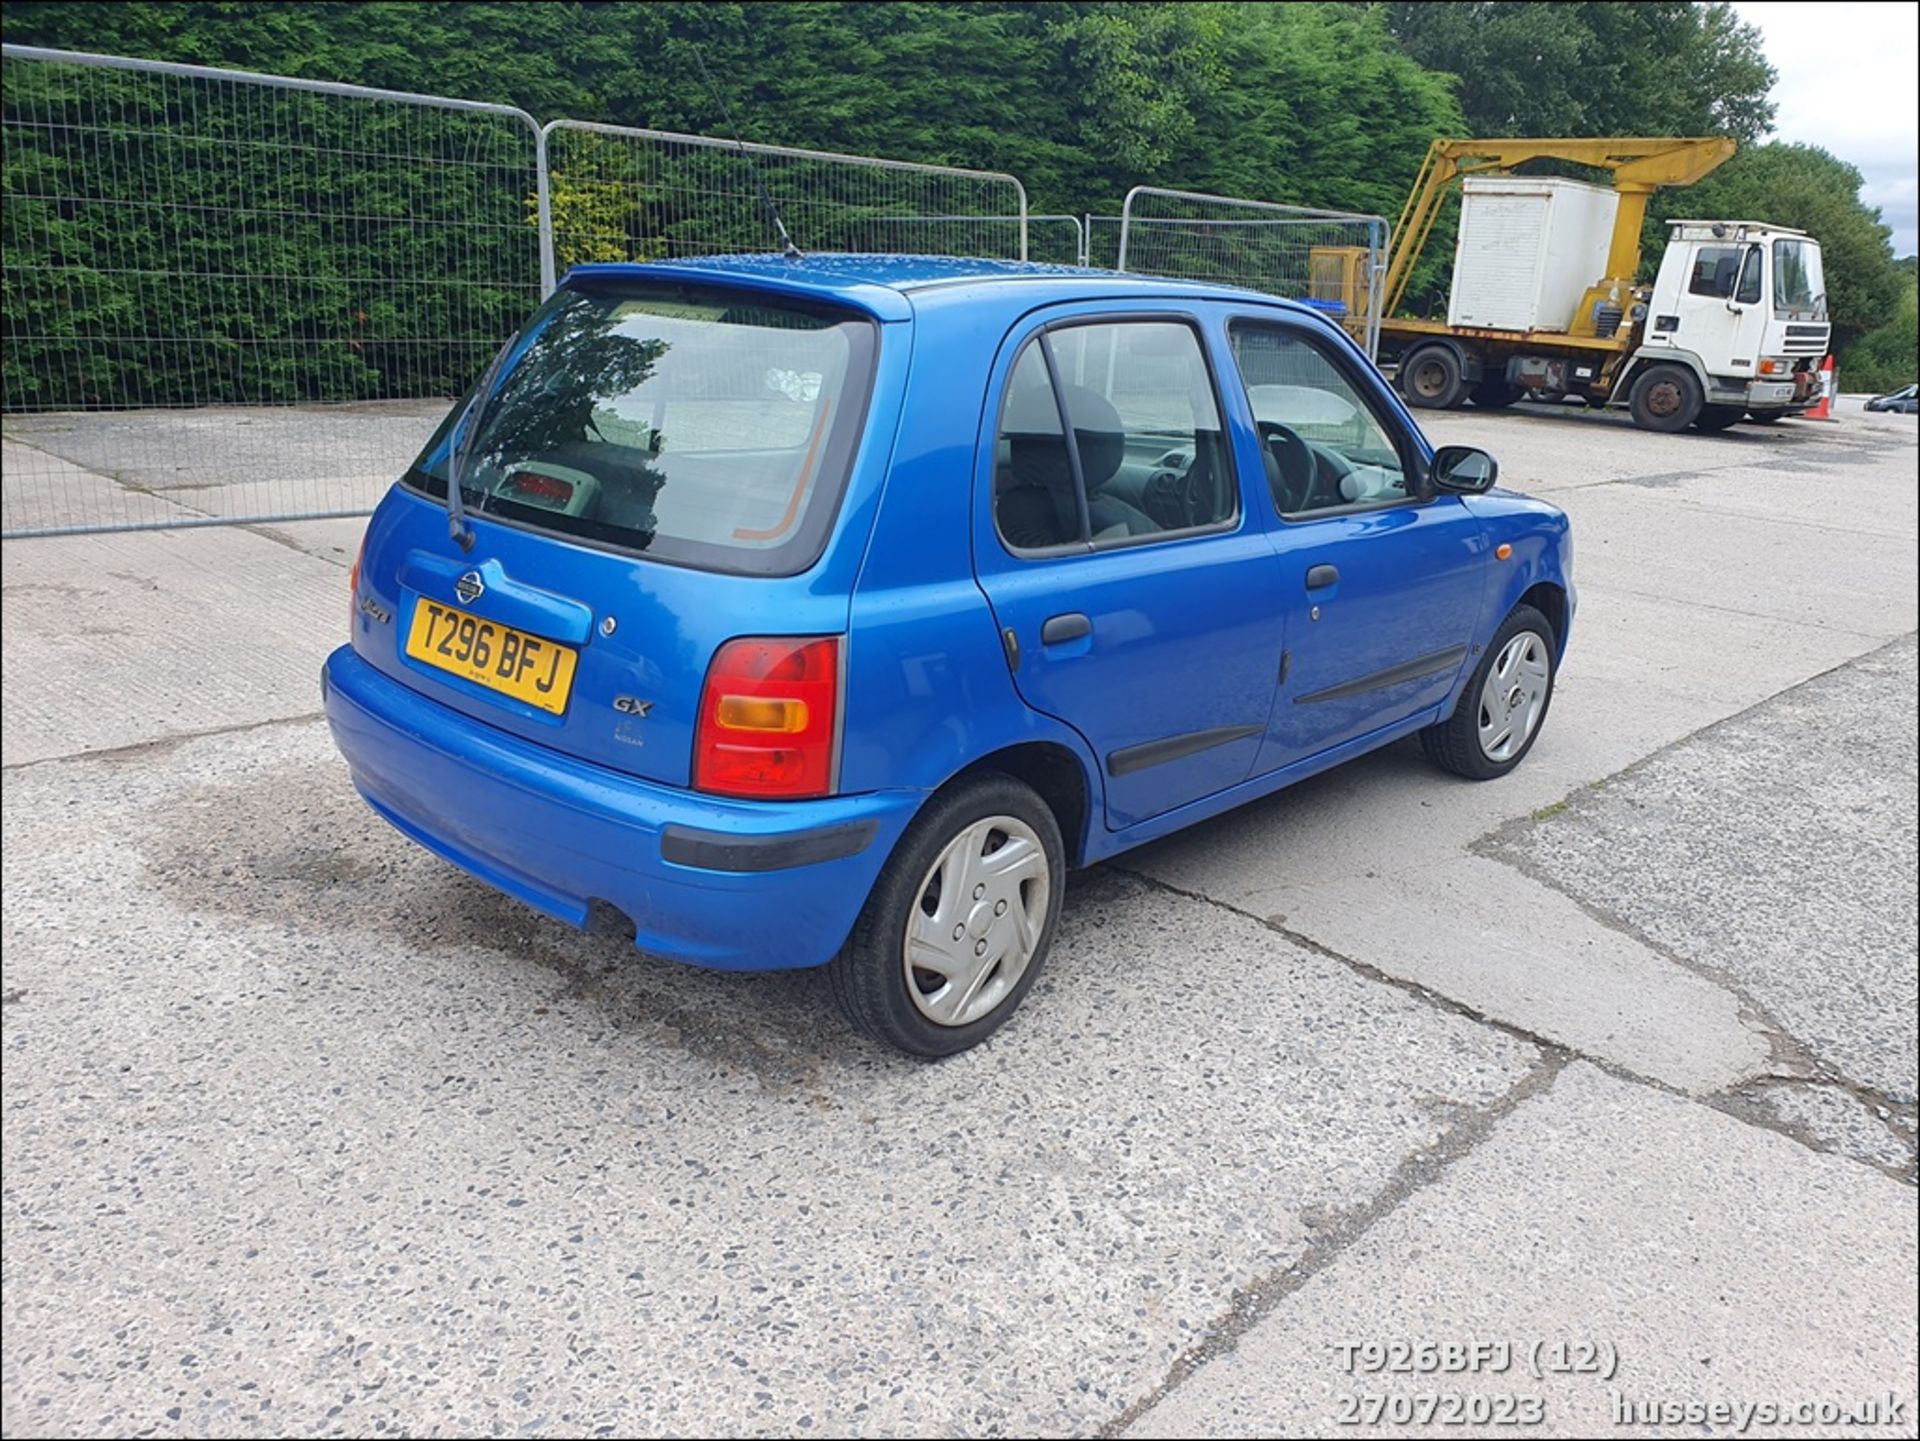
[542,120,1029,275]
[1113,187,1390,358]
[1084,214,1124,271]
[1,44,546,537]
[847,213,1083,266]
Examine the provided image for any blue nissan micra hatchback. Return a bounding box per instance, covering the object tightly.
[325,255,1574,1056]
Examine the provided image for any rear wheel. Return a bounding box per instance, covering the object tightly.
[829,773,1065,1057]
[1693,404,1746,432]
[1420,604,1557,781]
[1400,346,1467,409]
[1628,363,1703,433]
[1470,378,1521,408]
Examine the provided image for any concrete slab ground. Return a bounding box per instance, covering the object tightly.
[0,524,348,767]
[1,723,1540,1437]
[4,401,445,535]
[1,400,1915,1436]
[1488,635,1919,1110]
[1124,1064,1919,1440]
[1,439,200,535]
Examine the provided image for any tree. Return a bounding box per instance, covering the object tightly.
[1043,3,1228,180]
[1843,277,1915,394]
[1172,3,1463,216]
[1383,1,1776,141]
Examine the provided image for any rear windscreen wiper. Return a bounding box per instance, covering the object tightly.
[447,337,515,553]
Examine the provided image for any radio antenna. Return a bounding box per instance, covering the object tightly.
[690,43,803,261]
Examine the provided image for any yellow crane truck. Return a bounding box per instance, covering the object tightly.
[1316,138,1831,433]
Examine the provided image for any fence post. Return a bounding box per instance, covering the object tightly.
[1116,186,1142,273]
[1367,217,1389,360]
[535,123,556,295]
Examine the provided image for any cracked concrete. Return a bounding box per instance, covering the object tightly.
[3,402,1916,1435]
[1124,1064,1919,1439]
[1487,634,1918,1127]
[1100,1054,1573,1437]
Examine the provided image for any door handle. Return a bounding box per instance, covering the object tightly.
[1041,612,1091,645]
[1305,564,1340,590]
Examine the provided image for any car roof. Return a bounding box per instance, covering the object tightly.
[561,252,1305,321]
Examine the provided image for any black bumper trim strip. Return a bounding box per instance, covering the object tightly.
[660,819,878,873]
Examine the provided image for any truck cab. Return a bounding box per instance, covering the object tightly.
[1634,221,1829,424]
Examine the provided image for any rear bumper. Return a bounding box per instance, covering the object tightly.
[322,646,921,970]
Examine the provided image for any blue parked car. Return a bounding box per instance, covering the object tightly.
[325,255,1574,1056]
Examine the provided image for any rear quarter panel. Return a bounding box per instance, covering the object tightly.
[840,288,1104,823]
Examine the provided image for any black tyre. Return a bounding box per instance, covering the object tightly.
[1470,378,1521,409]
[1419,604,1558,781]
[1745,410,1788,424]
[1693,404,1746,432]
[1400,346,1466,409]
[1628,363,1703,433]
[829,773,1065,1057]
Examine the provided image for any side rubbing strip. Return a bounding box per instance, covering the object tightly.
[1294,645,1468,706]
[1108,723,1263,777]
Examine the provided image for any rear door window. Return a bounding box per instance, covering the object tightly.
[407,283,877,575]
[992,318,1236,553]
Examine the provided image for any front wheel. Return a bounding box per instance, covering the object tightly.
[1746,410,1788,424]
[829,773,1065,1057]
[1628,363,1703,433]
[1420,604,1557,781]
[1694,404,1746,431]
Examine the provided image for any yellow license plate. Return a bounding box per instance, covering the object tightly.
[405,599,578,715]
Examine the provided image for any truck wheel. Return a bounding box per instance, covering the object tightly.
[1401,347,1466,409]
[1746,410,1787,424]
[829,773,1065,1058]
[1628,364,1702,432]
[1693,404,1745,431]
[1470,379,1521,408]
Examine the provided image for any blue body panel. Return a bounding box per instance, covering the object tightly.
[324,648,919,969]
[330,254,1575,973]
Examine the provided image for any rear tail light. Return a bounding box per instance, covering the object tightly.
[694,636,840,799]
[349,534,366,632]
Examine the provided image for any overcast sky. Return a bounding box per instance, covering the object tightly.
[1732,0,1919,255]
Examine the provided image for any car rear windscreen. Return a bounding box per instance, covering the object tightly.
[407,281,877,575]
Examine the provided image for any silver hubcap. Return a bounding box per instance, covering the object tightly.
[1477,632,1551,762]
[903,815,1050,1028]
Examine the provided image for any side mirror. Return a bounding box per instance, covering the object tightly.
[1429,445,1498,495]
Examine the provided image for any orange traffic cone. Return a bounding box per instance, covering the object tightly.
[1803,355,1838,421]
